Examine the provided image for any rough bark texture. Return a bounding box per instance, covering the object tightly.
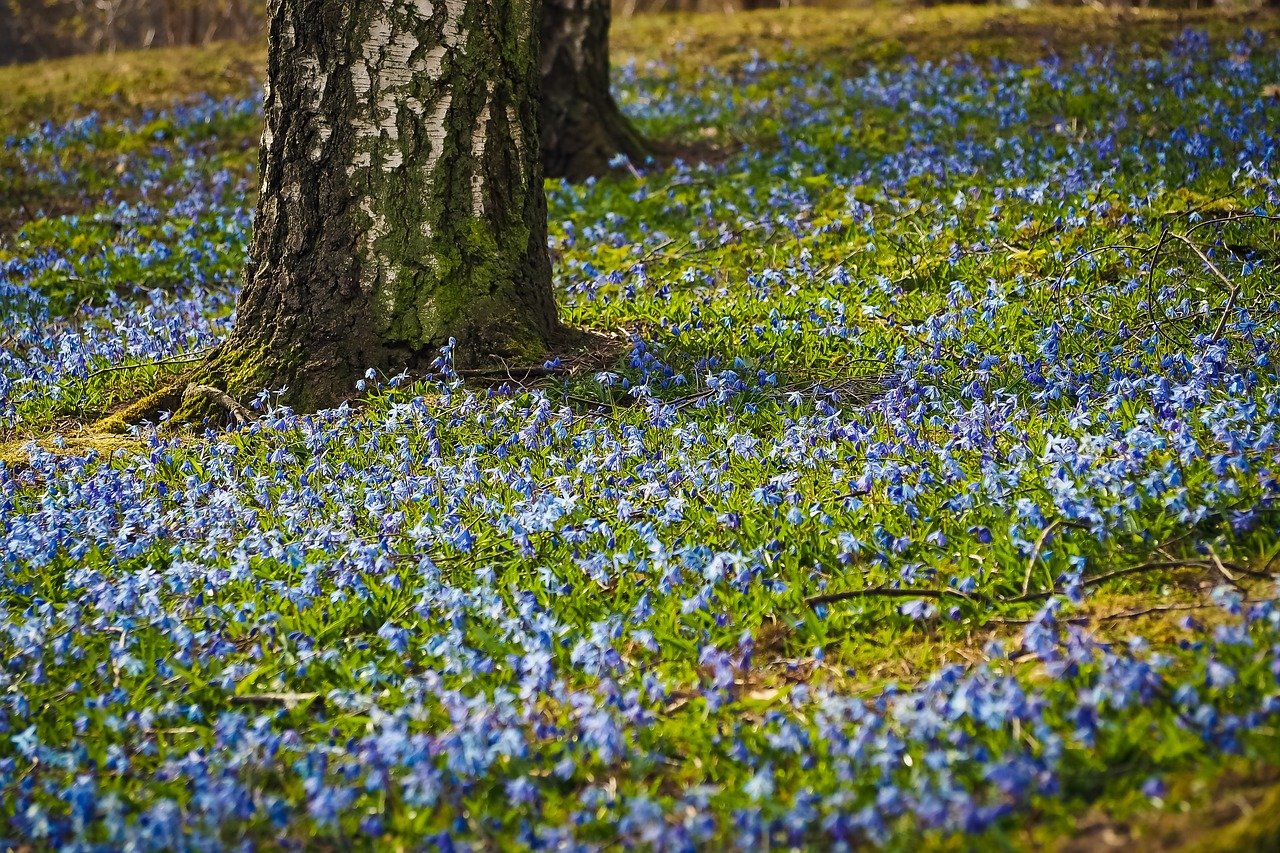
[540,0,650,181]
[199,0,557,412]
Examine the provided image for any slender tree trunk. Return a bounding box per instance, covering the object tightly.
[163,0,178,45]
[540,0,650,180]
[187,2,201,46]
[193,0,557,414]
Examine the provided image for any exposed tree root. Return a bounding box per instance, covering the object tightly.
[183,383,252,426]
[91,375,192,433]
[86,323,631,433]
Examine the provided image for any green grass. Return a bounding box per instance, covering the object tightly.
[4,5,1280,848]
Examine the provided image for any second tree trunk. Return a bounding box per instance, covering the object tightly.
[540,0,650,181]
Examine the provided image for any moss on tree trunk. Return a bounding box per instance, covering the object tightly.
[540,0,650,181]
[188,0,557,416]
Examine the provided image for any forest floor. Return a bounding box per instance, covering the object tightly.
[3,5,1280,849]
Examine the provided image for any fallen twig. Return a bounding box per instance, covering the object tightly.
[229,692,321,709]
[1146,227,1170,340]
[989,598,1277,629]
[1206,545,1243,590]
[1182,210,1280,239]
[985,601,1217,627]
[81,350,209,381]
[1021,518,1091,597]
[1096,601,1218,622]
[454,365,567,381]
[1165,232,1240,341]
[804,586,980,608]
[1006,556,1266,604]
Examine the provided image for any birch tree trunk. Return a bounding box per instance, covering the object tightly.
[540,0,650,180]
[195,0,558,413]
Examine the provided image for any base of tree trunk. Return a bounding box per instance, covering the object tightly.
[178,297,564,421]
[207,0,561,419]
[98,324,628,432]
[543,96,655,182]
[541,0,654,181]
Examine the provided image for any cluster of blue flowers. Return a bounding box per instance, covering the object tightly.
[2,27,1280,848]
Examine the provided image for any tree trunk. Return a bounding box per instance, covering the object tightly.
[163,0,178,46]
[540,0,650,181]
[188,2,202,46]
[195,0,558,413]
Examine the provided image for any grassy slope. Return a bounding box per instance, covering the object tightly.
[2,6,1278,137]
[3,5,1280,849]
